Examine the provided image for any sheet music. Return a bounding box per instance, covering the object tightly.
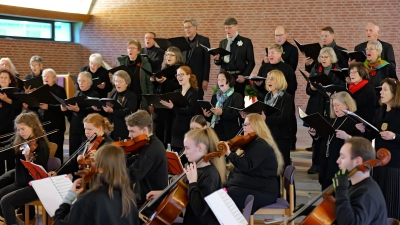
[342,110,380,132]
[205,189,247,225]
[30,175,73,217]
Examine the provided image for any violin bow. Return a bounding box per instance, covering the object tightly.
[0,121,51,139]
[0,129,58,153]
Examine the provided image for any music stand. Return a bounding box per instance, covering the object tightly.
[20,159,48,180]
[166,151,184,175]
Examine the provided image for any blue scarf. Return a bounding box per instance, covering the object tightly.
[211,87,234,128]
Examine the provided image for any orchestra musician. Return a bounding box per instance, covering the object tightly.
[189,115,207,130]
[54,145,139,225]
[0,112,49,224]
[146,127,226,225]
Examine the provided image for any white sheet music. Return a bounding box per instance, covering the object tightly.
[205,189,248,225]
[30,175,73,217]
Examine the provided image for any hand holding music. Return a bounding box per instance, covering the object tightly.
[150,76,155,82]
[355,123,365,133]
[335,130,351,140]
[239,111,247,119]
[213,54,220,61]
[60,105,67,111]
[146,190,162,200]
[70,178,84,195]
[92,106,101,111]
[97,82,105,89]
[202,80,208,91]
[332,169,349,191]
[66,103,80,112]
[305,57,314,66]
[380,131,396,140]
[155,76,167,83]
[0,92,8,101]
[22,103,29,110]
[236,75,245,83]
[23,86,36,94]
[160,100,173,109]
[345,77,351,84]
[348,58,356,65]
[39,103,48,110]
[260,111,266,120]
[210,106,222,116]
[310,82,317,91]
[308,127,316,136]
[148,105,154,114]
[184,163,198,183]
[263,55,269,63]
[254,80,263,86]
[102,105,113,113]
[202,108,212,117]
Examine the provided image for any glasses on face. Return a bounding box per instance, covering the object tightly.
[175,73,185,77]
[224,25,236,30]
[269,51,279,55]
[266,76,275,81]
[165,53,176,57]
[349,70,358,74]
[242,122,251,127]
[365,48,377,51]
[275,34,285,38]
[320,56,330,59]
[320,34,331,38]
[30,64,40,68]
[184,26,193,30]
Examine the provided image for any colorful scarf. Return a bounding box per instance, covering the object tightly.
[363,57,389,77]
[211,87,234,128]
[349,79,369,94]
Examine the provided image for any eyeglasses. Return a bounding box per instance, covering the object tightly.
[275,34,285,38]
[320,34,331,38]
[165,53,176,57]
[269,51,280,55]
[224,25,236,30]
[175,73,185,77]
[365,48,377,51]
[320,56,330,59]
[266,77,275,81]
[30,64,41,67]
[349,70,358,74]
[184,26,193,30]
[242,122,251,127]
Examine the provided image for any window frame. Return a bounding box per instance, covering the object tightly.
[0,15,74,42]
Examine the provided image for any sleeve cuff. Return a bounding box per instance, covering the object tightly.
[62,190,78,205]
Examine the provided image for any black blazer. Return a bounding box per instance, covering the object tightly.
[108,90,137,141]
[355,39,396,69]
[351,83,376,123]
[140,46,165,73]
[182,34,211,89]
[79,66,113,98]
[39,84,67,133]
[171,87,200,148]
[208,92,244,141]
[281,41,299,71]
[305,42,347,72]
[214,34,255,77]
[265,91,294,140]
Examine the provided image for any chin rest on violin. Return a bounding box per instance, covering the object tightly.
[113,134,149,155]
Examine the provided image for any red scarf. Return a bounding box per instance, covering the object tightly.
[349,79,369,94]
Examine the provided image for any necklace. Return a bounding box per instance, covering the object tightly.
[326,117,348,157]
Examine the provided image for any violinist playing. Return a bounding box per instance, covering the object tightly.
[50,113,113,177]
[146,127,226,225]
[224,113,284,214]
[124,110,168,208]
[0,112,49,224]
[333,137,387,225]
[54,144,139,225]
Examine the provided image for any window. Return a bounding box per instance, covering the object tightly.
[0,16,73,42]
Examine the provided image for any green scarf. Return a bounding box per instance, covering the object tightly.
[211,87,234,128]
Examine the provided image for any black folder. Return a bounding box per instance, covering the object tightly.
[142,92,190,109]
[16,76,43,90]
[0,87,19,99]
[108,65,133,75]
[197,100,214,111]
[323,84,347,93]
[299,70,311,83]
[199,44,231,57]
[309,75,333,86]
[244,76,266,81]
[265,48,268,56]
[69,74,78,84]
[298,108,335,136]
[230,101,280,116]
[293,39,321,60]
[142,65,178,80]
[331,68,349,83]
[340,50,366,63]
[341,110,379,132]
[85,97,124,110]
[14,84,52,107]
[51,93,87,107]
[154,37,191,52]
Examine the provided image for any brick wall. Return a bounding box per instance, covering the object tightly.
[1,0,400,111]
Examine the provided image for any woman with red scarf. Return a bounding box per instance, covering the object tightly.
[348,62,376,123]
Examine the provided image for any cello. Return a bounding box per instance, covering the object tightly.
[284,148,391,225]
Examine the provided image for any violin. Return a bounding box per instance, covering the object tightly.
[113,134,149,155]
[20,139,38,162]
[139,145,228,224]
[285,148,391,225]
[75,157,98,191]
[219,132,257,152]
[82,135,104,158]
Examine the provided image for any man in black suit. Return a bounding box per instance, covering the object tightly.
[182,19,211,99]
[305,26,347,72]
[214,17,255,96]
[354,22,396,69]
[140,32,165,73]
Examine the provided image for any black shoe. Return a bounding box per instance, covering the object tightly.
[305,147,313,152]
[307,165,319,174]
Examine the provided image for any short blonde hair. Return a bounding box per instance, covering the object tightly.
[127,39,142,51]
[42,68,57,79]
[78,71,93,85]
[89,53,103,66]
[318,47,338,64]
[265,69,288,91]
[113,70,131,86]
[330,91,357,118]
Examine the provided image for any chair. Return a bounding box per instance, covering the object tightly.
[388,218,400,225]
[48,142,58,158]
[24,157,62,225]
[250,165,296,225]
[242,195,254,223]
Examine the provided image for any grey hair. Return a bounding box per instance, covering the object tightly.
[113,70,131,86]
[367,22,380,31]
[318,47,338,64]
[30,55,42,65]
[0,58,18,75]
[89,53,103,66]
[42,68,57,79]
[367,40,383,56]
[78,71,93,85]
[183,19,197,27]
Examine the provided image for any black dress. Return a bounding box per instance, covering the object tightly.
[80,66,113,98]
[350,83,376,123]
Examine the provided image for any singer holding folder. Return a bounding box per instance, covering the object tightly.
[54,145,139,225]
[0,112,49,224]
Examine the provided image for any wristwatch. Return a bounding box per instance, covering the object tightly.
[393,134,396,140]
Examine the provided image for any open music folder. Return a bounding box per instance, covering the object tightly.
[30,175,73,217]
[342,110,379,132]
[298,108,335,136]
[166,150,184,175]
[199,44,231,57]
[205,189,248,225]
[20,159,48,180]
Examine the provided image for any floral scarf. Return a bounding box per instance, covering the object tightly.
[363,57,389,76]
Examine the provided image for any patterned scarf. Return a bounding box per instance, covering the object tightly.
[349,79,369,94]
[363,57,389,77]
[264,90,285,107]
[211,87,234,128]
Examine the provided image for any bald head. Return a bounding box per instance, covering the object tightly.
[275,26,288,45]
[365,22,380,41]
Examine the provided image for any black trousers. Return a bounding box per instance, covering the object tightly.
[48,130,65,163]
[290,100,297,149]
[153,109,173,148]
[0,170,15,189]
[69,133,86,157]
[312,139,322,167]
[275,138,291,169]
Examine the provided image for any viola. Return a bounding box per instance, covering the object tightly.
[82,135,104,158]
[285,148,391,225]
[139,145,228,224]
[219,132,257,152]
[113,134,149,155]
[75,157,98,191]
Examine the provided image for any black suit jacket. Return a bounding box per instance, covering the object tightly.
[214,34,255,77]
[182,34,211,89]
[140,46,165,73]
[281,41,299,71]
[265,92,294,140]
[355,39,396,69]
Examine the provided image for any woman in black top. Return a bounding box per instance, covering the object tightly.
[79,53,113,98]
[61,71,99,156]
[160,66,200,153]
[0,69,21,174]
[356,78,400,219]
[152,46,183,147]
[0,58,19,78]
[225,113,284,214]
[348,62,376,123]
[203,71,243,141]
[102,70,137,141]
[39,68,67,163]
[309,91,360,190]
[0,112,49,225]
[147,127,225,225]
[54,145,139,225]
[24,55,43,80]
